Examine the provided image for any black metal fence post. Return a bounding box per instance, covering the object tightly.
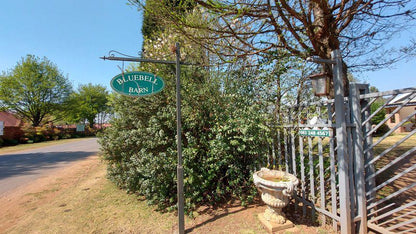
[175,42,185,234]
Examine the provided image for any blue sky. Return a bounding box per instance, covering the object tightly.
[0,0,143,90]
[0,0,414,92]
[357,59,416,91]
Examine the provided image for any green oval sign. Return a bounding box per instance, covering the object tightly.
[110,71,165,97]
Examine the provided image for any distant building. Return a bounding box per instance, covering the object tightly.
[385,94,416,133]
[0,111,24,140]
[94,123,111,129]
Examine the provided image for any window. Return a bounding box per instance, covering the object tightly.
[387,109,396,123]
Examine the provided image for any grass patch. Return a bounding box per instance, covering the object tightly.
[373,133,415,159]
[372,133,415,173]
[372,133,416,201]
[1,135,347,233]
[4,158,273,233]
[24,188,60,199]
[6,163,175,234]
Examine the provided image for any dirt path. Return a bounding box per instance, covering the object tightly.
[0,154,100,233]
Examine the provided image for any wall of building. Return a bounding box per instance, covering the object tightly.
[2,126,24,141]
[385,106,416,133]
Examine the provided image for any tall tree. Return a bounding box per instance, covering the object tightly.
[65,83,109,128]
[129,0,416,95]
[0,55,72,126]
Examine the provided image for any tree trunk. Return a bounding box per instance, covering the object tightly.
[33,112,42,127]
[88,119,94,129]
[311,0,349,97]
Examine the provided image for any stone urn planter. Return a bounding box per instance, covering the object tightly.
[253,168,299,233]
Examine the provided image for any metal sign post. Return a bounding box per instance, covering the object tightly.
[101,42,185,234]
[175,43,185,234]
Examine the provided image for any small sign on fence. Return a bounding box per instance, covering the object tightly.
[299,129,330,137]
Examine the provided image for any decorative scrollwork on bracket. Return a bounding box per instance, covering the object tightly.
[107,50,137,58]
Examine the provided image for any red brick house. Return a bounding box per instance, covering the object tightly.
[0,111,24,140]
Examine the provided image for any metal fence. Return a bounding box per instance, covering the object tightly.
[265,49,416,234]
[273,84,416,233]
[278,98,340,230]
[361,87,416,233]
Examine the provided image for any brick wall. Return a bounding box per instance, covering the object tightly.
[2,126,24,140]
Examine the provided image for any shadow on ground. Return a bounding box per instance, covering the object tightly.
[186,203,251,233]
[0,151,96,179]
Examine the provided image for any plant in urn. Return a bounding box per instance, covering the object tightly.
[253,168,299,232]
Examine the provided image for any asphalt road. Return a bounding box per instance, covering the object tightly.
[0,138,99,196]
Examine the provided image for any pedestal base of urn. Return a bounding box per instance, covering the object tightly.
[258,213,294,233]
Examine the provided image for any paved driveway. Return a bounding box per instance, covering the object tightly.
[0,138,99,195]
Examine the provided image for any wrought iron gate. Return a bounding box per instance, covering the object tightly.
[275,85,416,233]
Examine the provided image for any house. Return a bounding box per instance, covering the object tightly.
[0,111,24,140]
[385,93,416,133]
